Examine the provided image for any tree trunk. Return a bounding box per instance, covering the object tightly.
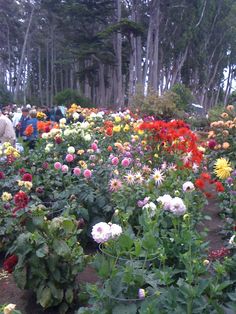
[115,0,123,109]
[38,47,43,107]
[143,17,153,91]
[46,40,50,107]
[150,0,160,92]
[170,45,189,88]
[60,66,64,91]
[99,62,105,107]
[50,28,54,107]
[224,63,232,106]
[14,5,35,102]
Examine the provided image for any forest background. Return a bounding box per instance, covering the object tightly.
[1,0,236,112]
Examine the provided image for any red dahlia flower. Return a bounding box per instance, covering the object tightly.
[106,127,113,137]
[0,171,5,179]
[14,191,29,209]
[215,181,225,192]
[208,247,230,260]
[208,139,217,149]
[55,136,63,144]
[18,168,26,175]
[195,178,205,190]
[42,162,49,169]
[22,173,32,182]
[138,120,203,167]
[3,255,18,273]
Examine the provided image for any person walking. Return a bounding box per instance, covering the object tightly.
[0,110,16,146]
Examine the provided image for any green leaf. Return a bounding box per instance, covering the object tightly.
[48,281,63,302]
[13,267,27,289]
[228,291,236,301]
[112,303,137,314]
[142,233,156,252]
[32,216,45,226]
[59,302,69,314]
[118,234,134,251]
[62,219,75,234]
[53,240,70,257]
[38,286,52,308]
[65,288,74,304]
[36,244,49,258]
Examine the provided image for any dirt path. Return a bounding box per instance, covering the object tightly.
[199,199,225,251]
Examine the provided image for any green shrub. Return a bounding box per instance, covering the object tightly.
[208,105,225,122]
[171,83,194,111]
[8,208,86,313]
[131,86,183,119]
[54,89,93,108]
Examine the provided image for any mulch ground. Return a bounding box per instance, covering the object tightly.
[0,200,225,313]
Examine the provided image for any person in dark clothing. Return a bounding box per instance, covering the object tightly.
[55,107,64,123]
[17,108,30,137]
[42,107,51,121]
[24,109,38,149]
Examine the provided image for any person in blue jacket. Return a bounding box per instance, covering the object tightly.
[24,109,38,149]
[18,107,30,137]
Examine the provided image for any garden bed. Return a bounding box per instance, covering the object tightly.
[0,105,235,313]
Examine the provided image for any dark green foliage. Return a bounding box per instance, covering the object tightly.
[99,19,144,38]
[0,84,13,105]
[171,83,194,111]
[54,89,92,108]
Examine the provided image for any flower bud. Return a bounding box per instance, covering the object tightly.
[203,259,210,266]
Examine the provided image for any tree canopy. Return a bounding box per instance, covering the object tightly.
[0,0,236,109]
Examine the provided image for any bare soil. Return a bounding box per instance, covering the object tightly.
[198,199,225,250]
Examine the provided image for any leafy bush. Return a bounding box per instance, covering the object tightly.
[171,83,194,111]
[54,89,93,108]
[8,208,86,313]
[228,90,236,104]
[131,87,182,119]
[208,105,225,122]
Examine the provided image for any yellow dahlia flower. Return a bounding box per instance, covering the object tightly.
[113,125,121,133]
[24,181,33,190]
[123,124,130,132]
[3,303,16,314]
[214,158,232,179]
[1,192,12,202]
[114,116,121,123]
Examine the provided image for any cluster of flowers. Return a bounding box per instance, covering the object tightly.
[37,121,58,134]
[36,111,47,120]
[91,222,122,243]
[1,169,31,214]
[157,194,187,216]
[0,142,20,159]
[54,161,92,178]
[208,247,230,260]
[139,120,203,168]
[195,172,225,198]
[208,105,235,151]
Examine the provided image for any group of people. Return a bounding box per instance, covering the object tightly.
[0,104,65,150]
[0,107,38,149]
